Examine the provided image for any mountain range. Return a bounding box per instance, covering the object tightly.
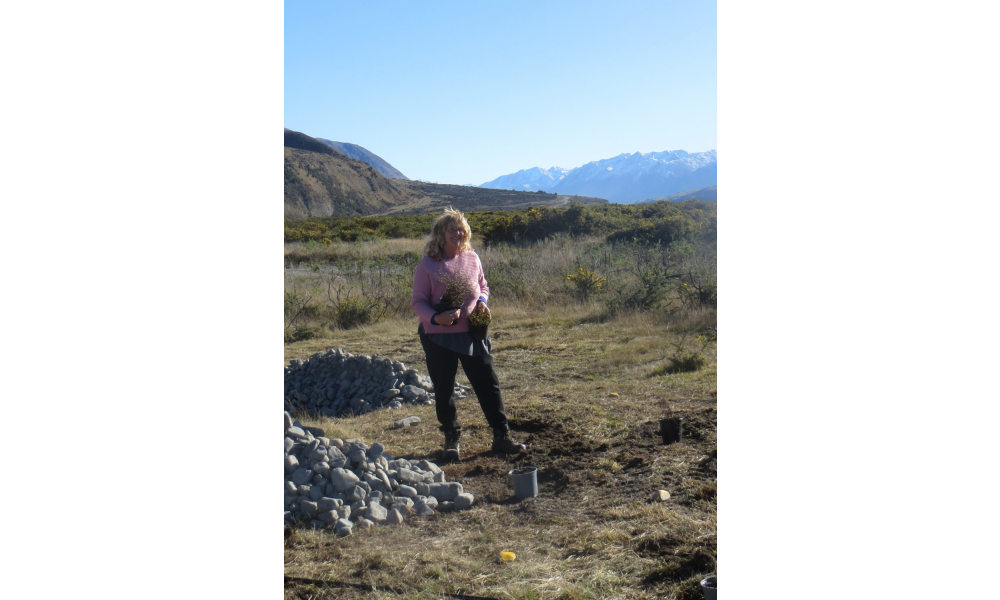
[283,128,606,219]
[480,150,717,203]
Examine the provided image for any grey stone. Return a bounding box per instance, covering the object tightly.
[335,523,352,536]
[310,519,326,530]
[349,448,367,465]
[284,412,293,430]
[384,389,400,399]
[309,445,328,461]
[284,455,299,472]
[301,501,318,517]
[455,492,474,510]
[413,502,436,517]
[317,510,337,524]
[318,497,341,511]
[418,460,442,475]
[350,500,366,513]
[376,470,393,492]
[654,490,671,502]
[415,482,431,496]
[364,502,387,523]
[388,400,402,409]
[432,470,447,483]
[286,426,305,438]
[309,485,324,501]
[368,442,385,458]
[305,439,321,457]
[291,468,312,486]
[397,484,418,498]
[357,481,372,493]
[346,485,367,503]
[427,482,464,501]
[357,519,375,530]
[330,468,360,492]
[330,438,344,450]
[313,462,330,476]
[393,416,421,428]
[284,481,297,495]
[396,467,427,485]
[284,437,295,454]
[297,484,312,497]
[421,495,439,509]
[303,426,325,438]
[337,505,351,520]
[386,508,404,525]
[393,497,414,511]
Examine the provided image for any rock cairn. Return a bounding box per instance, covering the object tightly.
[284,347,467,417]
[284,412,475,536]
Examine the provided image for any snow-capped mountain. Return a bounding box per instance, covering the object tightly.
[480,150,716,203]
[479,166,570,192]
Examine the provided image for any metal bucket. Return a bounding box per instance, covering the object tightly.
[509,466,538,500]
[700,575,716,600]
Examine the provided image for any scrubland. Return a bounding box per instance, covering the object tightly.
[284,206,716,599]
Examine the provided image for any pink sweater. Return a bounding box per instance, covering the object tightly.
[411,251,489,334]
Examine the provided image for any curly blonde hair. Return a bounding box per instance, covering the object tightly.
[423,207,473,261]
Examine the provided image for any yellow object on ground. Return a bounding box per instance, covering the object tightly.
[610,392,619,397]
[500,551,516,562]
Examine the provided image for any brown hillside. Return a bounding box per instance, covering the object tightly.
[285,142,607,218]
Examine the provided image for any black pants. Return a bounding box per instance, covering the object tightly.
[419,332,508,433]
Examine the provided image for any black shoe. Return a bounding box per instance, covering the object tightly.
[443,428,462,461]
[492,429,526,454]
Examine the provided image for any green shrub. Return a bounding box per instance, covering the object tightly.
[333,295,379,330]
[664,352,707,374]
[566,267,606,301]
[284,325,320,344]
[604,266,674,316]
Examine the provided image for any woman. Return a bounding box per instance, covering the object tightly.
[411,207,526,461]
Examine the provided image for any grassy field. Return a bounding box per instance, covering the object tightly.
[284,234,716,599]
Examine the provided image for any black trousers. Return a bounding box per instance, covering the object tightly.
[419,332,508,433]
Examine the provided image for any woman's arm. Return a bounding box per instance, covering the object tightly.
[477,255,489,305]
[410,260,439,324]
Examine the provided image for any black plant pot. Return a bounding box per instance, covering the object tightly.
[659,417,683,445]
[469,322,489,342]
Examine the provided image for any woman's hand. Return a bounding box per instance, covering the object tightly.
[434,309,461,326]
[474,301,491,320]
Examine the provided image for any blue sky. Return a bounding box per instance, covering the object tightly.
[285,1,716,185]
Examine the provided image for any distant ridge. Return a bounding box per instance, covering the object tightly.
[316,138,409,180]
[284,128,340,156]
[639,185,717,204]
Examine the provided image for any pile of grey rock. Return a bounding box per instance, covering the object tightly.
[284,411,475,536]
[284,348,467,417]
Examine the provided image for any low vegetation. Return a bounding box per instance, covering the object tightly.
[285,200,716,246]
